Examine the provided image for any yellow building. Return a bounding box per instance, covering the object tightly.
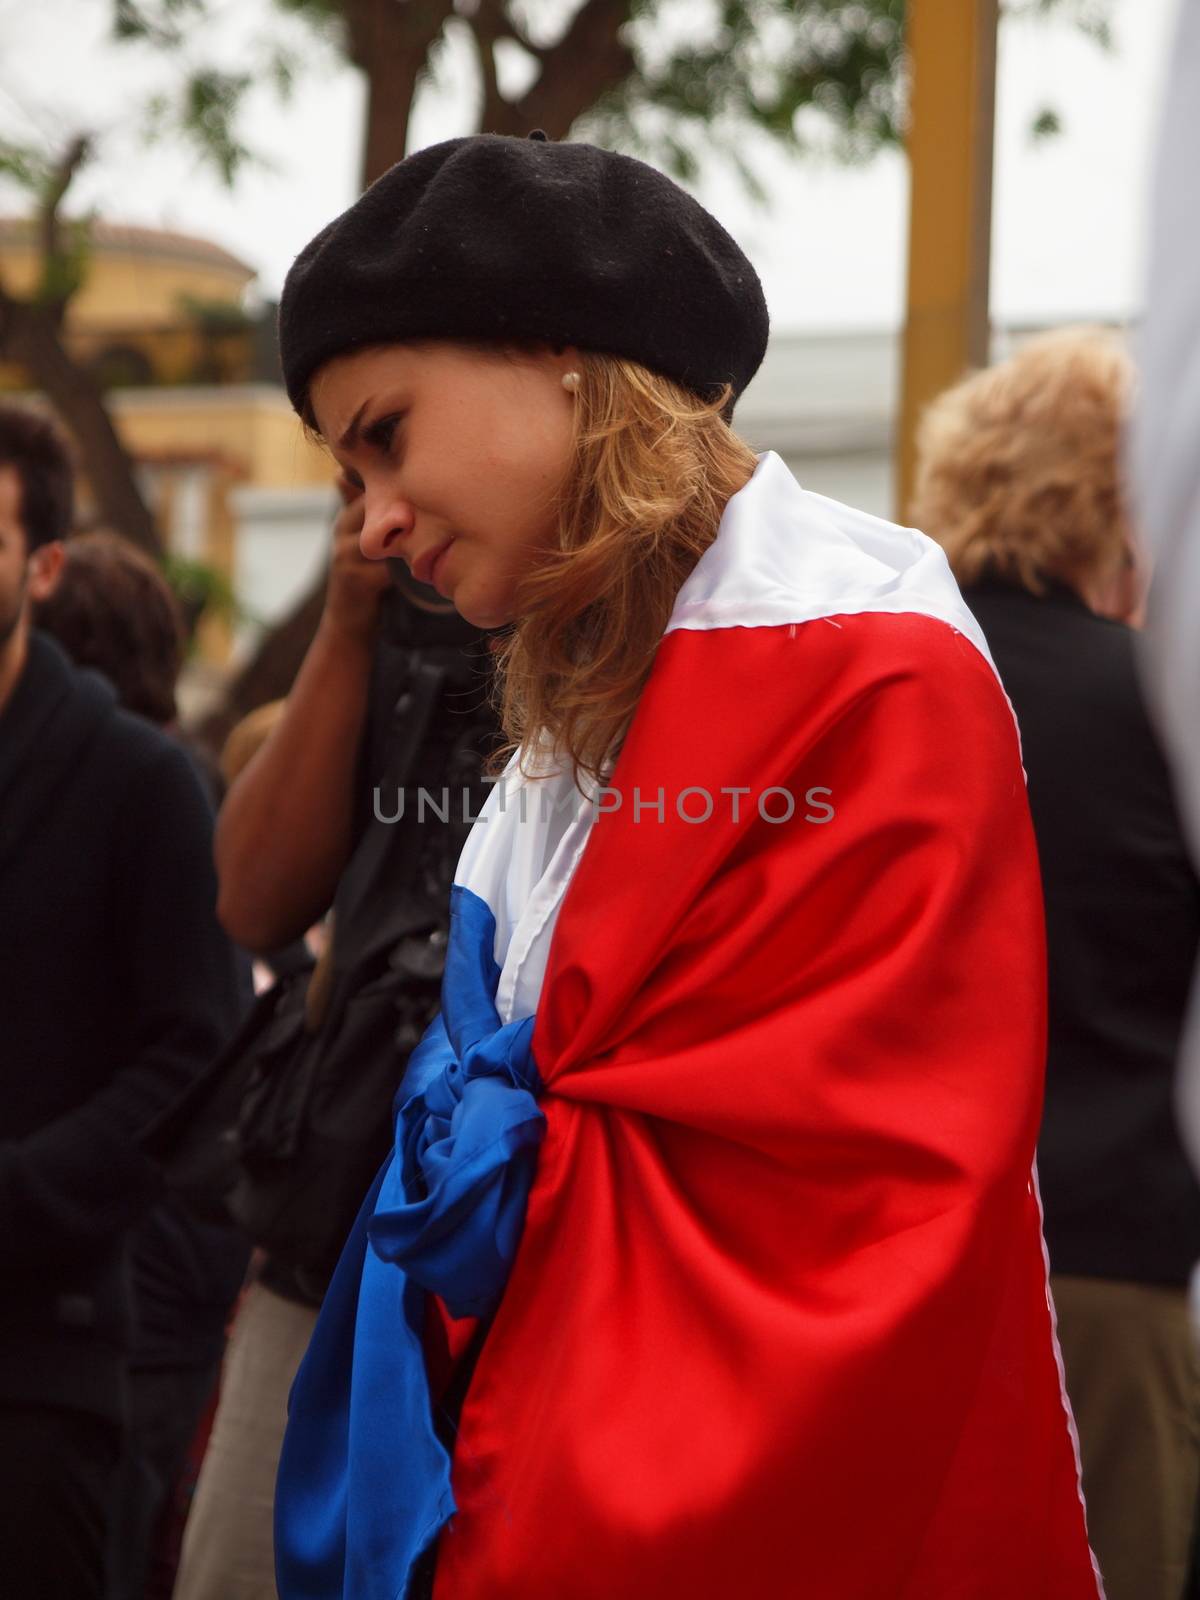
[0,217,262,387]
[0,217,334,664]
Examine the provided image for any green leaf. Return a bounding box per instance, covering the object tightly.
[111,0,210,47]
[272,0,344,44]
[182,68,255,185]
[267,46,300,101]
[0,140,46,193]
[161,551,259,634]
[112,0,152,41]
[177,293,253,335]
[35,216,93,309]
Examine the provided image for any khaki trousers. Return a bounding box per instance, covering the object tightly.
[1051,1273,1200,1600]
[171,1282,318,1600]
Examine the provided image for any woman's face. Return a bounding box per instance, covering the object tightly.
[309,341,578,629]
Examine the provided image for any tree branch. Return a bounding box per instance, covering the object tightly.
[0,284,163,556]
[484,0,546,61]
[462,0,508,133]
[505,0,634,140]
[340,0,454,71]
[38,134,91,315]
[342,0,456,181]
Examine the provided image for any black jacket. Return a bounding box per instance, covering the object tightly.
[0,632,243,1419]
[967,579,1200,1285]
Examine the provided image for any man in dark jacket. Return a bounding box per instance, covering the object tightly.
[0,404,244,1597]
[913,328,1200,1600]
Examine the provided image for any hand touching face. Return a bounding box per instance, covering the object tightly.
[320,474,391,644]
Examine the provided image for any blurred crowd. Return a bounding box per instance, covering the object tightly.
[4,14,1200,1600]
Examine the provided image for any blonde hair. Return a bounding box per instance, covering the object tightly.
[910,326,1134,596]
[493,351,758,786]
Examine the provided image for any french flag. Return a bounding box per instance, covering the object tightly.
[276,453,1103,1599]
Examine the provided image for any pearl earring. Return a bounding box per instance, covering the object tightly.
[561,371,581,394]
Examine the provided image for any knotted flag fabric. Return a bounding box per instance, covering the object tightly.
[276,453,1102,1599]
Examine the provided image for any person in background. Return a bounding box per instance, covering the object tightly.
[173,482,496,1600]
[31,526,252,1600]
[34,527,223,801]
[169,489,385,1600]
[34,528,185,724]
[217,699,320,991]
[167,693,320,1600]
[0,405,243,1600]
[912,326,1200,1600]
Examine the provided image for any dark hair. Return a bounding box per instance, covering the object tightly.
[33,531,185,725]
[0,404,75,552]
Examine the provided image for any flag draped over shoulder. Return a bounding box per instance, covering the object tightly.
[276,454,1102,1600]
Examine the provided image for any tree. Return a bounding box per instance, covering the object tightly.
[274,0,1113,191]
[0,2,303,555]
[5,0,1112,733]
[282,0,914,193]
[0,137,166,552]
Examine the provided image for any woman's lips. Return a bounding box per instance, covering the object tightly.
[429,539,455,596]
[409,537,453,587]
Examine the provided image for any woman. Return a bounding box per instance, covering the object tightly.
[269,134,1100,1598]
[912,329,1200,1600]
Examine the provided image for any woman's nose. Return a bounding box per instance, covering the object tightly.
[359,492,414,562]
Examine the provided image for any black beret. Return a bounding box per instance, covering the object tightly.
[279,134,769,414]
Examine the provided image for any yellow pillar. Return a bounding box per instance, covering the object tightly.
[896,0,999,520]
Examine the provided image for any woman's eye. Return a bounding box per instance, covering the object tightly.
[366,413,403,453]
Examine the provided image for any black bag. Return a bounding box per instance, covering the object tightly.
[136,933,315,1231]
[226,656,454,1280]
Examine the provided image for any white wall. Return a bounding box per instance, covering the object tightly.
[231,483,335,654]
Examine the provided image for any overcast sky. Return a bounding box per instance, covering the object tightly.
[0,0,1180,332]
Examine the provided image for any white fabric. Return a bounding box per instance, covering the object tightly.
[667,452,997,673]
[457,756,597,1026]
[454,451,998,1025]
[1133,0,1200,1174]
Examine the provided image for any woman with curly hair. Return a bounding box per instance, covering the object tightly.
[913,328,1200,1600]
[262,135,1101,1599]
